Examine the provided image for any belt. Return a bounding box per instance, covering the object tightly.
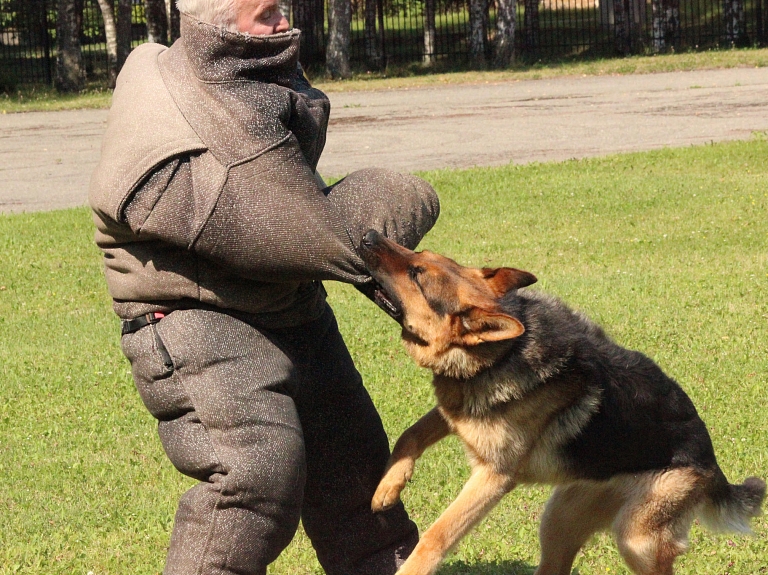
[121,312,166,336]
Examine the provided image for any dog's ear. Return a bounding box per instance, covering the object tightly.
[453,307,525,345]
[481,267,537,296]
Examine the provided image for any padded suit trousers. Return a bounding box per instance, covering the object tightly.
[121,303,418,575]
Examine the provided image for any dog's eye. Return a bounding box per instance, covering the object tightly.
[408,266,425,282]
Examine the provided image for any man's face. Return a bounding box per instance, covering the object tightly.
[236,0,290,35]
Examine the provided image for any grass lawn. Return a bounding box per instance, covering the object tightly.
[0,140,766,574]
[2,47,768,113]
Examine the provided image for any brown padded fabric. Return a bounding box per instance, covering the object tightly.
[90,14,439,320]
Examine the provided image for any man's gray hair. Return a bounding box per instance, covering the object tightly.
[176,0,239,30]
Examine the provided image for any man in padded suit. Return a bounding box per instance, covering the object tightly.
[88,0,440,574]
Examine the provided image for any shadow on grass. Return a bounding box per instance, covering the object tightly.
[439,559,585,575]
[439,559,537,575]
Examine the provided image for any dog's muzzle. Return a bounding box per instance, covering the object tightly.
[360,231,404,322]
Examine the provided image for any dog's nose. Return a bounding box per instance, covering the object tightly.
[362,229,380,248]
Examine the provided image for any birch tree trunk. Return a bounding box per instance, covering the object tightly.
[651,0,679,52]
[55,0,84,92]
[494,0,516,66]
[723,0,747,45]
[365,0,382,68]
[423,0,436,64]
[95,0,119,87]
[651,0,664,51]
[326,0,351,78]
[278,0,291,20]
[469,0,487,67]
[144,0,168,44]
[523,0,539,53]
[167,0,181,42]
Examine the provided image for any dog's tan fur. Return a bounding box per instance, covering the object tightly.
[360,231,764,575]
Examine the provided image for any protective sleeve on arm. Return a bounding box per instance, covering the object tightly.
[123,152,438,287]
[324,168,440,252]
[194,144,372,283]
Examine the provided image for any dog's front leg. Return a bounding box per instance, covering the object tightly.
[396,464,516,575]
[372,407,451,512]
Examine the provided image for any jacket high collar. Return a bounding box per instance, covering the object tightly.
[180,13,302,85]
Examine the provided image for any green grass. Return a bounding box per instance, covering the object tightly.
[318,46,768,92]
[0,81,114,114]
[2,46,768,112]
[1,140,766,574]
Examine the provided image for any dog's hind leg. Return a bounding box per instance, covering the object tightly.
[372,407,451,512]
[535,482,623,575]
[612,469,703,575]
[395,463,515,575]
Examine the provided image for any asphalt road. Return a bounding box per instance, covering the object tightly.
[1,67,768,214]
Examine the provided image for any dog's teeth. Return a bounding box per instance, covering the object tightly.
[374,289,401,318]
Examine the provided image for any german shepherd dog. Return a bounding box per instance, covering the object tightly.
[360,230,765,575]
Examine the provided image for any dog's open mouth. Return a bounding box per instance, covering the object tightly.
[371,281,403,321]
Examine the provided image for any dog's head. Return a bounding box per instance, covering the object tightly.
[361,230,536,379]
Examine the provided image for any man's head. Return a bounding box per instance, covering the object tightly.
[177,0,289,35]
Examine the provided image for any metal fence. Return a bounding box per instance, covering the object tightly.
[344,0,767,65]
[1,0,53,85]
[0,0,149,85]
[1,0,766,86]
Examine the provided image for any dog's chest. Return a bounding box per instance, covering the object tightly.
[434,375,580,478]
[443,410,529,471]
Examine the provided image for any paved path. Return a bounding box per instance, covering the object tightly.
[2,67,768,213]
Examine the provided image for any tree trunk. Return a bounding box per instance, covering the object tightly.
[55,0,84,92]
[326,0,351,78]
[144,0,168,44]
[651,0,664,51]
[423,0,436,64]
[763,0,768,45]
[117,0,133,69]
[468,0,486,67]
[613,0,645,53]
[74,0,84,39]
[723,0,747,45]
[365,0,383,68]
[612,0,631,53]
[314,0,326,55]
[167,0,181,42]
[95,0,118,87]
[278,0,291,20]
[523,0,539,53]
[494,0,516,66]
[293,0,323,66]
[651,0,679,52]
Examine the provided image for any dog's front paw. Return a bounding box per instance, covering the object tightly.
[371,478,404,512]
[371,459,413,512]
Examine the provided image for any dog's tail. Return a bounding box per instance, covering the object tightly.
[699,473,766,534]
